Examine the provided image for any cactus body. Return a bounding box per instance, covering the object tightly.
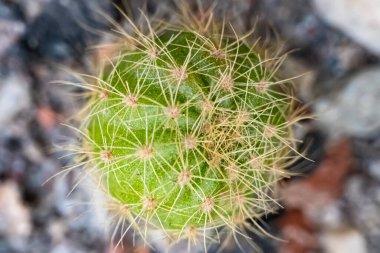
[82,28,300,246]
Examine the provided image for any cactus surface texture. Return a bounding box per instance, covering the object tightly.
[77,15,303,250]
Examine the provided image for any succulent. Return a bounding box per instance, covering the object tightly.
[74,9,303,251]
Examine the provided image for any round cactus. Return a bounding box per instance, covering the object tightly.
[76,14,302,250]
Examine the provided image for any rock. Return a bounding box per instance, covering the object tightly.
[0,181,31,238]
[320,228,367,253]
[15,0,49,21]
[251,0,371,77]
[313,0,380,56]
[21,0,113,62]
[367,160,380,182]
[344,175,380,253]
[315,67,380,138]
[0,2,26,59]
[0,19,25,58]
[0,74,31,129]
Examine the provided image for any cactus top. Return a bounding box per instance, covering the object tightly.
[84,30,297,241]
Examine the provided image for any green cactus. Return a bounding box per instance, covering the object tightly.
[76,13,303,250]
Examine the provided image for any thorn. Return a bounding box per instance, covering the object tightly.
[263,124,277,138]
[185,226,198,241]
[99,90,109,100]
[136,145,154,160]
[142,196,157,211]
[100,150,113,162]
[220,73,234,92]
[164,105,180,119]
[235,111,250,125]
[211,48,226,60]
[235,192,246,207]
[249,154,263,169]
[256,80,271,94]
[232,214,246,224]
[201,197,214,213]
[123,95,138,107]
[231,131,244,144]
[216,114,229,125]
[177,170,193,187]
[226,163,239,181]
[171,65,188,82]
[147,46,159,59]
[119,204,130,214]
[209,153,221,168]
[184,135,197,150]
[199,99,213,114]
[203,122,213,134]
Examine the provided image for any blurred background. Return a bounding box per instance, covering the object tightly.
[0,0,380,252]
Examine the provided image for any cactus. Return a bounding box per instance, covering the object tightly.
[73,8,303,251]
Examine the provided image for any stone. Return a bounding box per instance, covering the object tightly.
[320,228,367,253]
[0,74,31,129]
[344,175,380,253]
[315,67,380,138]
[0,181,31,238]
[368,160,380,182]
[314,0,380,56]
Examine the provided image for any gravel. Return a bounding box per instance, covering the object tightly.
[1,0,380,253]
